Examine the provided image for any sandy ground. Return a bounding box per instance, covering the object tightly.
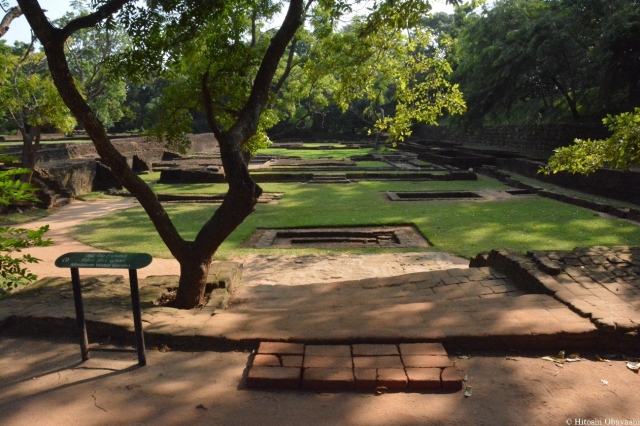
[1,335,639,426]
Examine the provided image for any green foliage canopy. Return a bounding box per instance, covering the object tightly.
[452,0,640,127]
[0,41,76,135]
[112,0,466,152]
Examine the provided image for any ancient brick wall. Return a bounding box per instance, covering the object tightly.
[496,158,640,206]
[414,124,610,151]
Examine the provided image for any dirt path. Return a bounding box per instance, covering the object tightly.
[1,335,639,426]
[19,199,180,279]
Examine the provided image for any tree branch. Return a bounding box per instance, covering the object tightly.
[272,38,298,95]
[0,6,22,38]
[60,0,132,39]
[230,0,304,143]
[201,67,223,139]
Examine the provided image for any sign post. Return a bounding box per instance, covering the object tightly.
[55,252,153,366]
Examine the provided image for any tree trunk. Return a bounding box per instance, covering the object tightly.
[172,132,262,309]
[173,251,212,309]
[20,126,40,182]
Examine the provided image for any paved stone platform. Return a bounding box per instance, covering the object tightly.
[0,265,599,352]
[246,342,463,392]
[3,246,640,352]
[473,246,640,349]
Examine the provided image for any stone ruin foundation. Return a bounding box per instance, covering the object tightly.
[242,225,431,249]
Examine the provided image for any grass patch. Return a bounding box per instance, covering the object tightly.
[356,161,392,168]
[0,208,49,225]
[70,176,640,260]
[75,192,114,201]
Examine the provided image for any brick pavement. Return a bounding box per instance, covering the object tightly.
[246,342,463,392]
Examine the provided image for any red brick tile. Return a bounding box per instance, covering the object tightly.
[281,355,303,368]
[302,368,354,391]
[377,368,408,391]
[353,355,404,369]
[304,345,351,357]
[399,343,447,356]
[402,355,452,368]
[247,366,301,389]
[405,368,441,391]
[352,344,399,356]
[441,367,463,391]
[354,368,377,391]
[258,342,304,355]
[304,356,353,368]
[252,354,281,367]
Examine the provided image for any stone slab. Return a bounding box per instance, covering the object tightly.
[252,354,281,367]
[354,368,377,391]
[377,368,408,391]
[281,355,303,367]
[399,343,447,356]
[353,355,404,369]
[257,342,305,355]
[402,355,452,368]
[246,367,301,389]
[405,367,442,391]
[304,356,353,369]
[352,344,399,356]
[302,368,355,391]
[304,345,351,357]
[441,367,463,391]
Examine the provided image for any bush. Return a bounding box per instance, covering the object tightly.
[0,149,51,291]
[0,225,51,289]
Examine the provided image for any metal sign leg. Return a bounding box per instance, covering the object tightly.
[70,268,90,361]
[128,269,147,366]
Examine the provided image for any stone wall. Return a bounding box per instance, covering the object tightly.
[414,124,610,151]
[496,158,640,206]
[2,133,219,164]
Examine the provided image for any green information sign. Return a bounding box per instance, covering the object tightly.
[55,252,152,270]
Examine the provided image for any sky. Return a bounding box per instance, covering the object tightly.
[3,0,71,44]
[2,0,455,44]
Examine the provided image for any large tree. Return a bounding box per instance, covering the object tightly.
[0,39,76,181]
[19,0,460,309]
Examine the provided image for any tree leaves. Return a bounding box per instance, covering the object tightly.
[544,107,640,175]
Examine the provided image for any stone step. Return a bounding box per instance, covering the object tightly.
[53,197,71,207]
[308,174,351,184]
[247,342,464,392]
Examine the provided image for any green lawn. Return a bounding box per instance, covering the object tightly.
[70,175,640,260]
[0,208,49,226]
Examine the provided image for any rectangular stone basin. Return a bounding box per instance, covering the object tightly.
[242,226,431,249]
[386,191,482,201]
